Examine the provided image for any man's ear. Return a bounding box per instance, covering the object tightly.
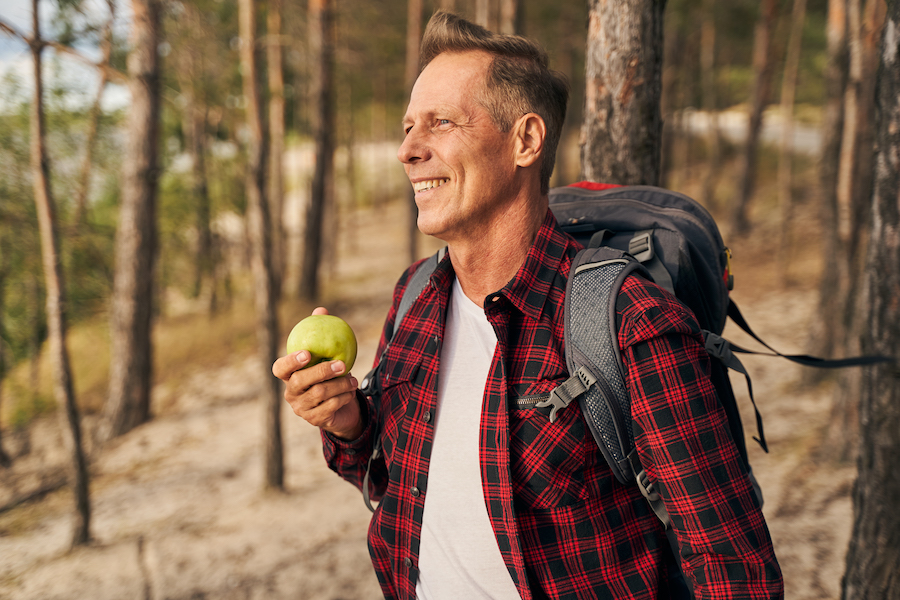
[514,113,546,169]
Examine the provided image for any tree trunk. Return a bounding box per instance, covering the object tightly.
[406,0,422,264]
[730,0,779,235]
[475,0,490,28]
[836,0,886,340]
[73,0,115,226]
[100,0,162,443]
[300,0,334,302]
[268,0,286,298]
[841,1,900,595]
[809,0,885,395]
[0,249,11,468]
[699,0,721,209]
[777,0,808,283]
[808,0,849,383]
[239,0,283,491]
[29,0,91,546]
[581,0,666,186]
[500,0,520,34]
[174,5,214,306]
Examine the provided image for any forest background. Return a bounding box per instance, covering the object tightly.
[1,0,899,598]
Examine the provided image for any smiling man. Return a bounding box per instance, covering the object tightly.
[272,11,783,600]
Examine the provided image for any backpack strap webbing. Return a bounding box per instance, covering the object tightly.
[726,300,894,369]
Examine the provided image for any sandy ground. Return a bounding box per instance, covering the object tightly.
[0,199,856,599]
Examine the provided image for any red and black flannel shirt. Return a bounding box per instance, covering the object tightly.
[323,210,783,599]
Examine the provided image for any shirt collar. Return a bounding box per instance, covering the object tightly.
[492,208,580,322]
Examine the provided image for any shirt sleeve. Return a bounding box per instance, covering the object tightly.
[617,276,784,599]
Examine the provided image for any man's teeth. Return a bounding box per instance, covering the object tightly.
[413,179,448,193]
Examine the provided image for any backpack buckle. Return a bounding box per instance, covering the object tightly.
[628,232,654,263]
[537,366,597,423]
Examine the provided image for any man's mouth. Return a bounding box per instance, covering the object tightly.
[413,179,449,193]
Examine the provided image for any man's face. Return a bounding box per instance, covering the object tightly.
[398,51,520,243]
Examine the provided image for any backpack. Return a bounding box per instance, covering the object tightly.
[358,183,888,596]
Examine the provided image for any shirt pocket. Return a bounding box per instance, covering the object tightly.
[508,379,590,510]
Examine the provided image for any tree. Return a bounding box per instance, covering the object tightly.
[170,3,215,304]
[809,0,885,403]
[580,0,666,186]
[299,0,335,302]
[99,0,162,442]
[73,0,120,226]
[776,0,808,282]
[808,0,849,384]
[730,0,780,235]
[500,0,521,34]
[0,242,12,468]
[699,0,722,208]
[268,0,287,298]
[26,0,92,546]
[841,0,900,594]
[239,0,284,490]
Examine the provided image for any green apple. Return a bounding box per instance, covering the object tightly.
[286,314,358,371]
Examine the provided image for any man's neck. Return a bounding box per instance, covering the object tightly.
[448,199,547,307]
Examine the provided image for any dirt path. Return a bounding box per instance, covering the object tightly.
[0,199,854,599]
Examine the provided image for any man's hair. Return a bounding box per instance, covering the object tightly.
[419,11,569,195]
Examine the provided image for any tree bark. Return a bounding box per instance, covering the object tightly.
[581,0,666,186]
[777,0,808,283]
[842,1,900,595]
[239,0,283,490]
[100,0,162,443]
[835,0,886,340]
[299,0,335,302]
[731,0,779,235]
[267,0,286,298]
[29,0,91,546]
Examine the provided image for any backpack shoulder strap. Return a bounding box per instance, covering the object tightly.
[542,245,675,525]
[360,247,446,397]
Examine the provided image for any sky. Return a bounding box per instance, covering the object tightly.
[0,0,130,112]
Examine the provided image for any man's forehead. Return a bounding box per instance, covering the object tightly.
[406,51,490,109]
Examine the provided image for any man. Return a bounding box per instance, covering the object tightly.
[272,11,783,600]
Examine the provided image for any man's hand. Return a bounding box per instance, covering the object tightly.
[272,308,364,441]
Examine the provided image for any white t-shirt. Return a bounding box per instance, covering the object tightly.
[415,278,522,600]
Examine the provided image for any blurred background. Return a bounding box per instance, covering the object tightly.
[1,0,898,598]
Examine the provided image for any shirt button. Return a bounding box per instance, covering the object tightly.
[423,410,432,423]
[404,557,412,568]
[345,448,356,456]
[410,486,420,498]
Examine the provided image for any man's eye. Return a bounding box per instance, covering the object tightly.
[438,119,450,126]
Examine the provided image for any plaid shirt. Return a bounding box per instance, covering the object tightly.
[323,210,783,599]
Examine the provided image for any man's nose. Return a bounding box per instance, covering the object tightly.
[397,126,427,164]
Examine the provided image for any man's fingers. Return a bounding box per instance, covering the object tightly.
[295,388,358,428]
[272,350,311,380]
